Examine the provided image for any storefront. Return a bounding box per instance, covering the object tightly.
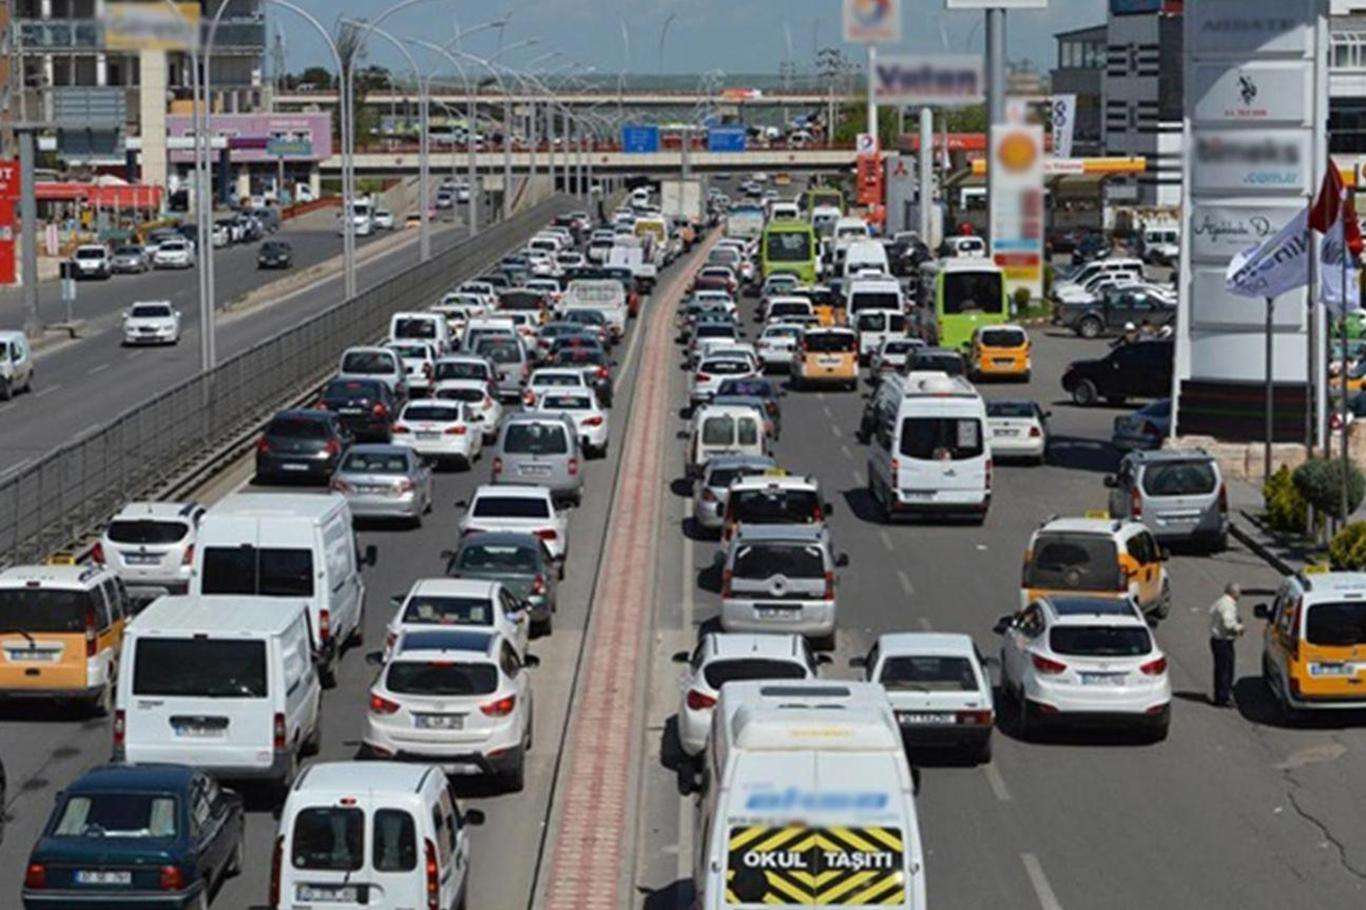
[165,112,331,206]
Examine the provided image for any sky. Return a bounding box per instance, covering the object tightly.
[275,0,1109,81]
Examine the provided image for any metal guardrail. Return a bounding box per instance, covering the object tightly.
[0,194,575,568]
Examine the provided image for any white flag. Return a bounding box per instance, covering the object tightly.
[1050,95,1076,159]
[1224,207,1311,300]
[1319,210,1362,315]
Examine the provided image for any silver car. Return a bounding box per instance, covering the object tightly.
[719,525,848,650]
[691,454,777,536]
[329,444,434,525]
[494,413,583,506]
[339,346,408,398]
[1106,449,1228,551]
[475,335,531,402]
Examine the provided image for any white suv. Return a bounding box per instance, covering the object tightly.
[96,501,204,599]
[994,595,1171,741]
[71,244,112,279]
[363,629,536,790]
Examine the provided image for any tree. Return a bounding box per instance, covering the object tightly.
[291,66,334,90]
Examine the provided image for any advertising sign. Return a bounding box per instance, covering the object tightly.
[1190,130,1313,194]
[1191,62,1313,126]
[724,825,906,906]
[0,159,17,287]
[621,124,661,154]
[265,137,314,157]
[1050,94,1076,159]
[1188,2,1316,55]
[103,1,200,52]
[870,55,984,107]
[844,0,901,44]
[1189,201,1305,261]
[707,127,747,153]
[988,124,1045,300]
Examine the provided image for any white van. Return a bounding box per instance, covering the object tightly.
[842,239,890,278]
[113,595,321,788]
[191,493,373,687]
[866,372,991,523]
[854,309,909,363]
[768,201,800,222]
[844,276,904,321]
[833,216,870,247]
[562,279,628,340]
[810,205,842,238]
[272,761,483,910]
[682,404,767,479]
[389,311,452,356]
[694,681,926,909]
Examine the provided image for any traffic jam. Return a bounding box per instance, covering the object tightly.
[0,171,1352,910]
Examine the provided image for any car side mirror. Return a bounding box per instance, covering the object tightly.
[992,615,1014,635]
[463,808,486,826]
[1044,410,1053,419]
[364,545,378,567]
[455,499,469,509]
[676,430,689,440]
[365,650,384,666]
[981,655,1001,669]
[1159,546,1171,562]
[390,594,405,608]
[848,655,867,669]
[1103,475,1118,489]
[1253,603,1271,620]
[824,502,836,516]
[835,553,850,568]
[672,650,691,663]
[524,654,541,668]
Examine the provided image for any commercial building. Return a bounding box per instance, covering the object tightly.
[1331,1,1366,155]
[1050,24,1106,155]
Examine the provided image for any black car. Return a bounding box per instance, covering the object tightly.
[317,376,397,442]
[255,409,349,484]
[1062,339,1174,407]
[549,343,613,407]
[257,240,293,269]
[907,347,966,377]
[1060,286,1176,339]
[1075,232,1111,262]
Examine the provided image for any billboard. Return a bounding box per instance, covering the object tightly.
[103,1,199,52]
[165,113,331,164]
[707,127,747,152]
[870,55,984,107]
[844,0,901,44]
[0,160,17,286]
[988,124,1045,301]
[621,124,661,153]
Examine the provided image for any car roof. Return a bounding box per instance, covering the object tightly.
[458,530,544,549]
[706,632,806,660]
[1296,571,1366,599]
[295,760,438,796]
[1035,517,1128,536]
[342,443,414,458]
[68,763,200,792]
[876,632,978,658]
[732,525,827,545]
[111,501,200,521]
[407,578,499,598]
[473,483,550,499]
[132,595,302,635]
[704,454,776,473]
[0,564,111,590]
[1126,448,1213,465]
[729,474,816,491]
[1037,595,1146,626]
[396,628,498,657]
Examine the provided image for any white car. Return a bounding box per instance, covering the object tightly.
[458,484,568,563]
[373,208,396,230]
[985,400,1050,463]
[672,632,818,757]
[152,239,194,269]
[383,578,529,659]
[121,301,182,346]
[855,632,995,764]
[388,340,438,396]
[95,500,204,599]
[755,323,802,372]
[432,378,503,440]
[393,399,483,469]
[690,355,759,407]
[869,337,925,376]
[533,389,609,458]
[71,244,112,279]
[524,366,590,407]
[995,595,1172,741]
[364,628,534,790]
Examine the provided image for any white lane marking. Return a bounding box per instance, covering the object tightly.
[879,529,894,551]
[87,363,111,375]
[32,384,63,398]
[916,616,932,631]
[829,423,842,437]
[896,570,914,596]
[840,444,854,461]
[983,763,1012,802]
[126,350,145,359]
[1021,853,1063,910]
[678,427,697,903]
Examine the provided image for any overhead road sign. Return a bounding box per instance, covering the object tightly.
[621,124,661,153]
[707,127,747,152]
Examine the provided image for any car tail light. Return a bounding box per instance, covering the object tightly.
[1029,425,1042,437]
[425,839,440,910]
[181,544,194,566]
[325,438,341,456]
[330,478,353,494]
[424,362,434,378]
[90,541,106,564]
[568,458,579,476]
[159,865,185,891]
[1140,656,1168,676]
[686,689,717,711]
[1130,486,1142,519]
[823,570,835,599]
[1031,654,1067,674]
[319,609,331,643]
[523,390,536,406]
[696,372,712,382]
[530,574,546,595]
[984,457,992,492]
[385,631,396,651]
[701,488,717,503]
[372,403,389,418]
[445,425,468,435]
[113,708,126,748]
[483,395,494,407]
[492,456,504,476]
[481,694,517,716]
[583,415,604,426]
[1142,420,1162,438]
[597,366,610,380]
[1218,483,1228,513]
[273,712,287,750]
[269,836,283,907]
[24,864,46,890]
[394,424,410,434]
[534,529,557,542]
[1289,675,1302,697]
[256,437,270,454]
[370,693,401,714]
[84,607,98,657]
[955,709,994,726]
[395,478,415,493]
[890,457,900,475]
[721,569,733,597]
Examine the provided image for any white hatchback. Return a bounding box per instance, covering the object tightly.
[458,484,568,562]
[432,378,502,440]
[392,399,482,469]
[384,578,529,659]
[533,389,610,458]
[524,367,590,408]
[994,595,1171,740]
[985,400,1050,464]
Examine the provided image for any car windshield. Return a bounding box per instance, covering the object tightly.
[436,386,484,403]
[132,638,268,697]
[115,246,142,256]
[401,595,495,626]
[718,380,772,398]
[1049,626,1152,657]
[700,360,751,376]
[199,546,314,597]
[912,354,964,375]
[385,661,498,695]
[54,794,179,839]
[403,405,461,422]
[504,423,569,455]
[803,332,856,353]
[731,489,821,525]
[733,543,825,579]
[1141,461,1218,497]
[472,496,551,519]
[0,588,99,633]
[765,230,812,262]
[987,402,1037,419]
[879,655,980,691]
[341,452,409,474]
[267,417,330,440]
[981,328,1026,347]
[457,543,539,572]
[479,341,521,364]
[75,248,106,260]
[322,380,378,401]
[942,271,1003,315]
[696,324,735,339]
[702,658,807,689]
[292,807,364,871]
[850,292,901,314]
[898,417,984,461]
[390,344,428,359]
[130,304,172,318]
[341,351,394,374]
[435,361,487,381]
[1025,534,1122,591]
[106,519,189,545]
[1305,601,1366,647]
[533,373,581,387]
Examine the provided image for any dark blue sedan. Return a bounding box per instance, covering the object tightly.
[22,763,244,909]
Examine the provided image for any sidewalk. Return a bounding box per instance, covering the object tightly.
[1226,477,1328,575]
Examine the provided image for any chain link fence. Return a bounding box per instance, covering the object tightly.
[0,194,575,568]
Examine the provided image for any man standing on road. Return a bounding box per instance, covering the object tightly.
[1209,582,1244,707]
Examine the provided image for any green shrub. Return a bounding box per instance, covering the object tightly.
[1263,465,1307,533]
[1012,287,1031,316]
[1330,522,1366,569]
[1043,263,1055,296]
[1292,458,1366,522]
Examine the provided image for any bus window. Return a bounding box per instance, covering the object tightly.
[943,271,1003,315]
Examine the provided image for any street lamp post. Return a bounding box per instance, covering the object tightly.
[456,40,537,219]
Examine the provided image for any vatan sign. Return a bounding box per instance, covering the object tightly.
[871,55,983,107]
[103,1,200,52]
[0,159,17,286]
[844,0,901,44]
[988,124,1045,300]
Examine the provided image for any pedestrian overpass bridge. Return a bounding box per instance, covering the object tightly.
[324,147,860,179]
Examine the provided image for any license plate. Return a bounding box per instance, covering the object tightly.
[521,465,551,476]
[756,605,799,619]
[174,724,226,738]
[123,553,162,565]
[7,648,56,662]
[76,870,131,885]
[415,713,465,730]
[297,884,361,902]
[280,463,309,471]
[898,712,951,725]
[902,490,934,500]
[993,358,1015,365]
[818,356,842,367]
[338,407,364,415]
[417,431,440,440]
[1310,662,1357,676]
[1080,673,1127,686]
[994,429,1020,437]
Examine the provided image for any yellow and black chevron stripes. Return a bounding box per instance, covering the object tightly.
[724,825,906,906]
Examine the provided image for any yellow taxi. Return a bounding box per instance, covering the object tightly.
[1255,571,1366,716]
[0,563,128,715]
[792,326,859,390]
[967,323,1032,382]
[1020,517,1171,622]
[774,172,792,186]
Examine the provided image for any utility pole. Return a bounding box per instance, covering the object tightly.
[17,124,39,338]
[866,45,877,141]
[919,106,933,244]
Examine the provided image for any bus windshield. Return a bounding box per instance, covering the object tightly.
[942,271,1003,316]
[765,230,813,263]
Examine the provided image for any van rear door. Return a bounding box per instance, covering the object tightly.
[896,411,987,502]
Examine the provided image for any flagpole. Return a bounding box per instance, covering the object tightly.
[1342,260,1351,523]
[1267,296,1276,482]
[1308,222,1318,460]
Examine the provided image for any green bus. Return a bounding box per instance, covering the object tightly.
[917,258,1009,349]
[798,186,845,216]
[760,219,819,283]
